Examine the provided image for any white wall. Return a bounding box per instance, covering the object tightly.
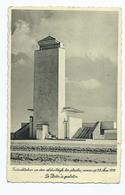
[36,125,48,140]
[58,47,65,139]
[93,122,104,140]
[68,117,82,139]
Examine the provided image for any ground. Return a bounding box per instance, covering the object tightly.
[11,139,117,166]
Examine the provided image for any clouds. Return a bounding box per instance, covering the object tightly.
[78,106,117,121]
[66,56,117,89]
[66,77,101,90]
[12,10,118,61]
[65,55,117,111]
[80,79,101,89]
[35,11,118,62]
[15,19,30,34]
[12,20,37,58]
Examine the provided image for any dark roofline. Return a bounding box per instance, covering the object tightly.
[40,35,56,41]
[38,35,60,45]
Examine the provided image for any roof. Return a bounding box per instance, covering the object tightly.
[38,35,63,49]
[27,108,34,111]
[63,107,84,113]
[40,36,56,42]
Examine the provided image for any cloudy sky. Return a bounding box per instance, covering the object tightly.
[11,9,118,132]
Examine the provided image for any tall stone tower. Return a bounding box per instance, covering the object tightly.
[33,36,65,139]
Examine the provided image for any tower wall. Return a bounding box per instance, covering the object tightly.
[58,48,65,139]
[33,40,65,139]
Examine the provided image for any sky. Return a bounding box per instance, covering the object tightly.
[11,9,119,132]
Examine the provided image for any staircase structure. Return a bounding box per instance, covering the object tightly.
[11,123,30,140]
[72,121,99,139]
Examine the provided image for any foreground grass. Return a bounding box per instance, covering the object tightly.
[11,141,117,166]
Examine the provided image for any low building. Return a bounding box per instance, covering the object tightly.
[11,116,33,140]
[11,115,117,141]
[90,121,117,140]
[67,121,117,140]
[93,121,117,140]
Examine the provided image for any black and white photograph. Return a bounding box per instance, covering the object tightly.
[8,7,121,183]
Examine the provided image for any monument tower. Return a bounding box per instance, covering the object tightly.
[33,36,65,139]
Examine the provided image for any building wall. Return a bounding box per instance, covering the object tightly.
[36,125,49,140]
[68,117,83,139]
[104,132,117,140]
[101,121,116,129]
[33,46,65,139]
[58,48,65,139]
[93,121,117,140]
[93,122,105,140]
[82,122,95,128]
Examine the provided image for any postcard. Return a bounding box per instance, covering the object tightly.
[7,7,121,183]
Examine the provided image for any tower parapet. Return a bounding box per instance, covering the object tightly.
[38,36,64,50]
